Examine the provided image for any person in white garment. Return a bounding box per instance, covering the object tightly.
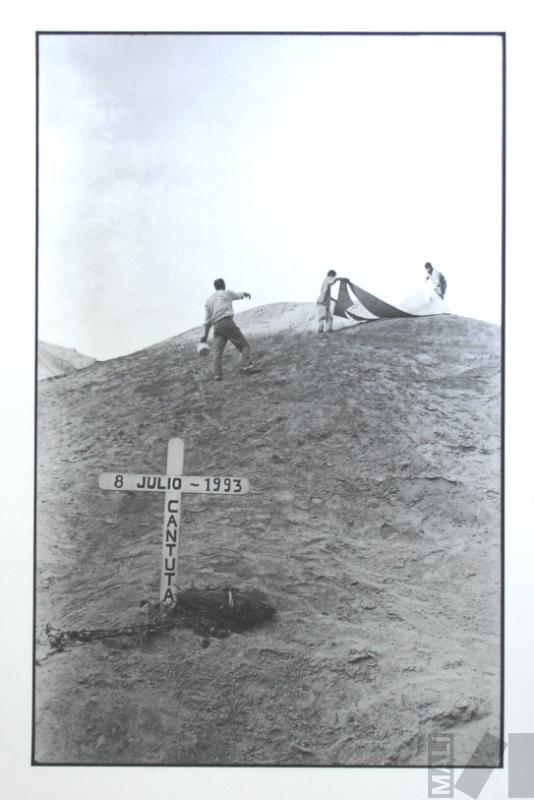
[424,262,447,300]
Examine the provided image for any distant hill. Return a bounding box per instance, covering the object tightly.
[155,301,356,350]
[38,341,96,380]
[35,309,501,767]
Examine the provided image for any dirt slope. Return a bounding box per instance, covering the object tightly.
[35,310,501,766]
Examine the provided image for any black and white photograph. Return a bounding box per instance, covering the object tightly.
[33,30,505,770]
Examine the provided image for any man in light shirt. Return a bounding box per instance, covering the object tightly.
[200,278,255,380]
[317,269,342,333]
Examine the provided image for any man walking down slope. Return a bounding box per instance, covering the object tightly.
[200,278,256,380]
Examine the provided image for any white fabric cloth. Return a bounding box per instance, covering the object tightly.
[426,268,445,297]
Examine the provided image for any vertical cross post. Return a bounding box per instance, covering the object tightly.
[160,437,184,603]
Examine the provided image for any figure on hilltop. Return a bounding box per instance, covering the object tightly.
[317,269,345,333]
[424,262,447,300]
[200,278,258,381]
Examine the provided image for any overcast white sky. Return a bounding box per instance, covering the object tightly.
[39,33,503,360]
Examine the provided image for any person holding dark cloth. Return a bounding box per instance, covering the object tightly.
[317,269,343,333]
[200,278,255,380]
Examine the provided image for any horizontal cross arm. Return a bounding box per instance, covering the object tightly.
[99,473,249,494]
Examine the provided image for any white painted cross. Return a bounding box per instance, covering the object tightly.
[99,438,249,603]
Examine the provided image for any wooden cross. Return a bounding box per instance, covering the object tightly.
[99,437,249,603]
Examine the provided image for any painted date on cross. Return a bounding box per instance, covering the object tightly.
[203,477,242,493]
[98,472,249,494]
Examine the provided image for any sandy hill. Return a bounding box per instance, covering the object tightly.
[38,341,96,381]
[35,307,501,766]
